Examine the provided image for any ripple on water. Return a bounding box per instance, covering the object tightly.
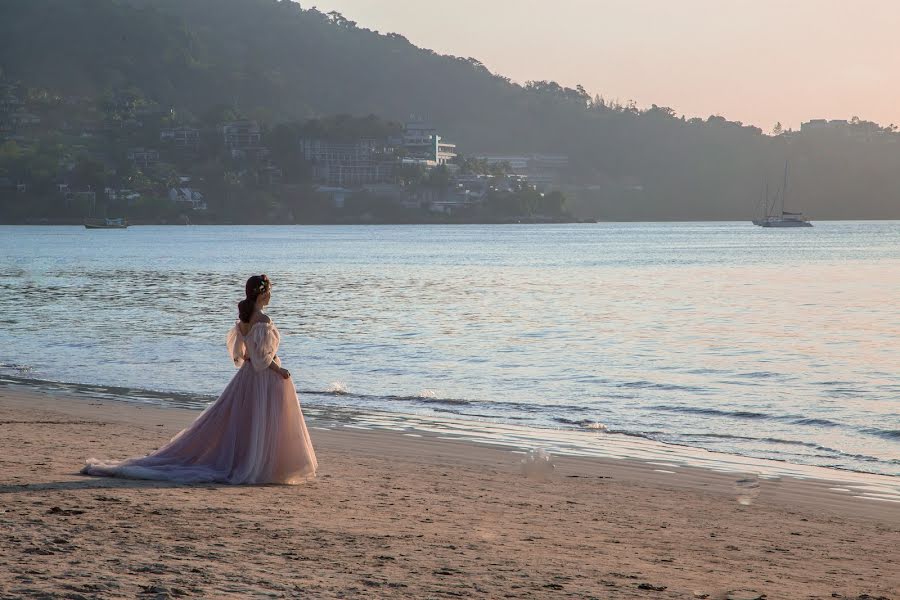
[1,223,899,477]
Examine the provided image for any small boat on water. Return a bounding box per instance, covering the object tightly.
[753,211,813,228]
[84,217,128,229]
[753,163,812,228]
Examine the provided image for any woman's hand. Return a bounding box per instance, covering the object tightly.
[268,361,291,379]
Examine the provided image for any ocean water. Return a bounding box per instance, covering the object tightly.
[1,223,898,476]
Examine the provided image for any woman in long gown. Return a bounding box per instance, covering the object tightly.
[82,274,318,485]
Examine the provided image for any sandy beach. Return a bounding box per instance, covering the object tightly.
[1,388,897,600]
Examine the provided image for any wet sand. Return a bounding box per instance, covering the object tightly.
[1,388,898,599]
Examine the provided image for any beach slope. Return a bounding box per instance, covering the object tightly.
[1,389,897,599]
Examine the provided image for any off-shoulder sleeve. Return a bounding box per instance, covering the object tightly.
[247,322,280,373]
[226,322,246,368]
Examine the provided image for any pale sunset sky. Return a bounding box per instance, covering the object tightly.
[308,0,900,131]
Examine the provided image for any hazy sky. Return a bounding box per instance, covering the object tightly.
[308,0,900,130]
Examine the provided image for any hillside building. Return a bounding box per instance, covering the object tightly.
[168,187,207,211]
[475,153,569,187]
[126,147,159,169]
[300,138,396,187]
[223,120,267,159]
[402,120,457,166]
[160,126,200,149]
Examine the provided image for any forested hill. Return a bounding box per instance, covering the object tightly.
[1,0,899,219]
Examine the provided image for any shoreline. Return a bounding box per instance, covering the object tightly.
[3,217,594,226]
[2,373,899,485]
[1,387,898,598]
[5,219,900,225]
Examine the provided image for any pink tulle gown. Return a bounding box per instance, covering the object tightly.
[81,319,318,484]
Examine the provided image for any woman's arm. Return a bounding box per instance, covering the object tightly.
[268,358,290,379]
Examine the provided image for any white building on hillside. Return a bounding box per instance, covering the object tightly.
[168,187,207,210]
[403,120,457,166]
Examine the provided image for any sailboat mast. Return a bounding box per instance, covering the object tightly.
[781,161,789,216]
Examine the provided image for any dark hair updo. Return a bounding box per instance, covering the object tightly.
[238,274,271,323]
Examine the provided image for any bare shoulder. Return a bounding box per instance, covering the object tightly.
[252,313,272,325]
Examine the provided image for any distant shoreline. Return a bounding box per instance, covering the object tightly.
[3,217,593,226]
[4,218,898,226]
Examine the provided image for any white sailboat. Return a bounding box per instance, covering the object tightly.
[753,163,813,228]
